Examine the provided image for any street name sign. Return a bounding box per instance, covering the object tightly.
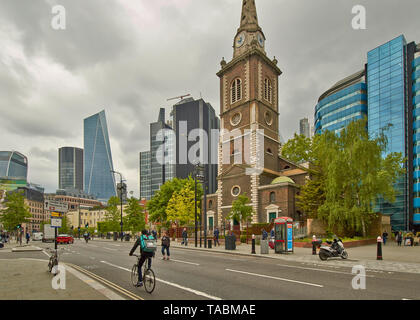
[51,217,62,228]
[44,200,68,213]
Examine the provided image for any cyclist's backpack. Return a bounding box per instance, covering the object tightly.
[142,235,157,253]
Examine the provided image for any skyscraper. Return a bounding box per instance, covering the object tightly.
[171,97,220,194]
[58,147,83,191]
[84,110,117,202]
[0,151,28,180]
[139,151,151,200]
[314,35,420,231]
[299,118,310,138]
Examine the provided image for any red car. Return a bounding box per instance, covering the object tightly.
[56,234,74,244]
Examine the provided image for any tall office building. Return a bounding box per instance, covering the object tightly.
[139,109,175,200]
[84,110,117,202]
[299,118,311,138]
[58,147,83,191]
[171,97,220,194]
[314,35,420,231]
[0,151,28,180]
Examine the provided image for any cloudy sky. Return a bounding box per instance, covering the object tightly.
[0,0,419,197]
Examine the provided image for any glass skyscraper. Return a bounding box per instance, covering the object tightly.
[0,151,28,180]
[314,35,420,231]
[139,151,151,200]
[84,110,117,202]
[58,147,83,191]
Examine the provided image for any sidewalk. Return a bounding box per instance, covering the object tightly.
[0,258,123,300]
[170,240,420,274]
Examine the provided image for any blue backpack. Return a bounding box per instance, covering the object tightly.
[142,235,157,253]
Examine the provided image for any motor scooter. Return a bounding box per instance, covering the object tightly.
[319,238,348,261]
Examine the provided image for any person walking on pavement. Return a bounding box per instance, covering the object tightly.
[25,232,30,244]
[182,228,188,246]
[214,227,220,247]
[161,231,170,260]
[397,231,403,246]
[152,229,157,240]
[382,230,388,245]
[270,227,275,239]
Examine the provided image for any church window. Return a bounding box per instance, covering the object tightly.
[231,78,242,104]
[230,112,242,126]
[270,192,276,203]
[264,78,272,103]
[231,186,241,197]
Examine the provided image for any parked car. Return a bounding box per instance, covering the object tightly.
[56,234,74,244]
[32,232,43,241]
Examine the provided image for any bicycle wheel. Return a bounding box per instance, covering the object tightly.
[48,257,53,273]
[143,268,156,294]
[131,264,139,287]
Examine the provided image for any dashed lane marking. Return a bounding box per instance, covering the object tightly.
[276,264,375,277]
[226,268,324,288]
[169,259,200,266]
[100,260,222,300]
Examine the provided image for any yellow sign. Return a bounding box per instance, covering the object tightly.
[51,212,62,218]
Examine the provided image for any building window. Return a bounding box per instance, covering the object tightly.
[231,186,241,197]
[270,192,276,203]
[264,78,272,103]
[209,200,213,209]
[230,112,242,126]
[231,78,242,104]
[267,148,273,155]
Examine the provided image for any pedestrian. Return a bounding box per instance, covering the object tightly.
[181,228,188,246]
[161,231,170,260]
[382,230,388,245]
[152,229,157,240]
[262,228,268,240]
[25,232,30,244]
[214,227,220,247]
[397,231,403,246]
[270,227,275,239]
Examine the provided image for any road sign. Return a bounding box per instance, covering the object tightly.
[51,212,63,218]
[51,217,62,228]
[44,200,68,213]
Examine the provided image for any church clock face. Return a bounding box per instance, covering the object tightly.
[236,32,246,48]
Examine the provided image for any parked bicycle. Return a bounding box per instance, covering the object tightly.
[47,248,59,275]
[131,254,156,294]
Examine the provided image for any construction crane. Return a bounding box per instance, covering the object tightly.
[167,94,191,102]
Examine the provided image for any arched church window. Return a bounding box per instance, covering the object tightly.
[270,191,276,203]
[264,78,272,103]
[231,78,242,104]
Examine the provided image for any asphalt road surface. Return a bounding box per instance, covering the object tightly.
[6,239,420,300]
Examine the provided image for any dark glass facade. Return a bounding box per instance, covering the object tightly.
[59,147,83,191]
[139,151,151,200]
[84,110,117,202]
[0,151,28,180]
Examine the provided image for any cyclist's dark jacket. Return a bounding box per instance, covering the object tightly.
[130,235,154,256]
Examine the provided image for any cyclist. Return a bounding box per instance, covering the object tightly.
[129,229,155,287]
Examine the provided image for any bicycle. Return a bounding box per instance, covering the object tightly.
[131,254,156,294]
[47,248,59,275]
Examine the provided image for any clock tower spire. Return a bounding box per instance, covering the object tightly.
[233,0,266,58]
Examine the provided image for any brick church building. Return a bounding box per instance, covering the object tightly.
[202,0,309,231]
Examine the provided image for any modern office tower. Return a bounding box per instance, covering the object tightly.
[171,97,220,194]
[315,70,368,134]
[0,151,28,180]
[58,147,83,191]
[84,110,117,202]
[139,151,151,200]
[299,118,311,138]
[314,35,420,231]
[139,109,175,200]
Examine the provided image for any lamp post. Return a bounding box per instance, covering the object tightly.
[111,170,124,242]
[194,163,206,248]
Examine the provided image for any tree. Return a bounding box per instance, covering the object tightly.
[281,118,405,237]
[166,182,197,226]
[125,197,146,233]
[0,191,31,232]
[104,196,121,232]
[148,177,203,227]
[228,193,254,231]
[58,215,71,234]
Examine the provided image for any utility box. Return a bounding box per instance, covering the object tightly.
[260,239,269,254]
[225,235,236,250]
[274,217,294,254]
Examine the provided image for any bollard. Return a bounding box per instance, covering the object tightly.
[312,235,317,255]
[251,234,256,254]
[377,236,383,260]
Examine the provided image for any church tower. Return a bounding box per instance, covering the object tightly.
[216,0,282,227]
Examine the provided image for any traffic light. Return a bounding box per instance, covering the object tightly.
[16,224,21,230]
[85,223,89,228]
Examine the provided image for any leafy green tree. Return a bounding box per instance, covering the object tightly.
[281,118,405,236]
[125,197,146,233]
[58,215,71,234]
[166,182,197,225]
[228,193,254,230]
[0,191,31,232]
[104,196,121,232]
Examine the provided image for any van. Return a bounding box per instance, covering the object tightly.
[32,232,43,241]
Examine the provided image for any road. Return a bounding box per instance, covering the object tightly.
[5,239,420,300]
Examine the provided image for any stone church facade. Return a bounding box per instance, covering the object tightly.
[202,0,309,230]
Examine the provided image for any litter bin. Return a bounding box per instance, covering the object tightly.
[225,235,236,250]
[260,239,269,254]
[106,233,111,240]
[208,239,212,249]
[125,234,130,241]
[113,233,118,241]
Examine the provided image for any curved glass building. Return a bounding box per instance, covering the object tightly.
[315,70,367,134]
[412,50,420,224]
[0,151,28,180]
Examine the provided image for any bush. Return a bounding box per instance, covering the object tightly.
[240,235,247,243]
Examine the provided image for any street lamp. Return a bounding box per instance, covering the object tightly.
[111,170,125,242]
[194,163,206,248]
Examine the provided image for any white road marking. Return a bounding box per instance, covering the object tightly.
[226,268,324,288]
[103,247,117,251]
[170,259,200,266]
[100,260,222,300]
[42,250,51,258]
[88,244,98,248]
[276,264,375,277]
